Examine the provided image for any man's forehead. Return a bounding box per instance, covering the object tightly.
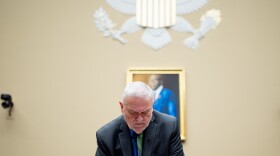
[125,105,152,112]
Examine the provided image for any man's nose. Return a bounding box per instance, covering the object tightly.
[135,114,144,120]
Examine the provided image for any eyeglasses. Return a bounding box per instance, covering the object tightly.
[126,107,152,118]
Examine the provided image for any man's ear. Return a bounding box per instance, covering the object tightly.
[119,101,124,112]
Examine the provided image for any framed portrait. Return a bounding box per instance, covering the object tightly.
[127,68,186,140]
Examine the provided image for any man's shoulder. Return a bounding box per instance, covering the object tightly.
[153,110,177,123]
[151,111,179,137]
[160,87,174,95]
[96,115,123,136]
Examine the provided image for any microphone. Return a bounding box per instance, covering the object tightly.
[1,94,14,116]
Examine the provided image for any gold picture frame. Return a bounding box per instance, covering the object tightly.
[127,68,186,140]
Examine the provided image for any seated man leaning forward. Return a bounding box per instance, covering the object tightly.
[95,81,184,156]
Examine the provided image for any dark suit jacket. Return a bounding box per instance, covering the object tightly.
[95,110,184,156]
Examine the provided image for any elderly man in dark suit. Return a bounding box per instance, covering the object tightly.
[95,81,184,156]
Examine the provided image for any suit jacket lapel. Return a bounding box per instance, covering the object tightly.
[142,114,157,156]
[119,118,133,156]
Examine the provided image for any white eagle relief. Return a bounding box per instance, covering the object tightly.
[94,0,221,50]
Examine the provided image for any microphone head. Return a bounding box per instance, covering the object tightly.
[1,94,12,101]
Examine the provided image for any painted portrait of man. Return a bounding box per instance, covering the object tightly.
[127,69,186,140]
[148,74,179,118]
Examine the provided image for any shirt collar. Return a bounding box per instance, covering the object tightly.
[154,85,163,99]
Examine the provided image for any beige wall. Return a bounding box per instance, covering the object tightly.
[1,0,280,156]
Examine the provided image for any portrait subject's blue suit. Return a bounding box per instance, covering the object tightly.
[153,88,178,118]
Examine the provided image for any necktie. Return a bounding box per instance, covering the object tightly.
[131,131,143,156]
[137,133,143,156]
